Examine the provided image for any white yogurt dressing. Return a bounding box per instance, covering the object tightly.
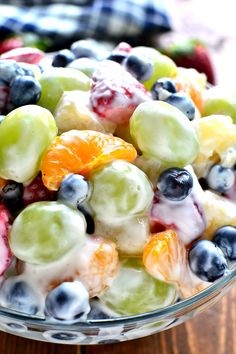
[0,236,118,315]
[151,165,207,244]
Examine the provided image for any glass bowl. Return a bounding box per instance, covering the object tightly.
[0,267,235,345]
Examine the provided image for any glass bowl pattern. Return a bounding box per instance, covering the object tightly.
[0,267,235,345]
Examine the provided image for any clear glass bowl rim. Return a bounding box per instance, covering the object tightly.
[0,266,235,329]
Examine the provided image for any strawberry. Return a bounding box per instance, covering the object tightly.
[0,37,23,55]
[0,203,12,275]
[162,39,216,85]
[0,47,45,64]
[23,174,56,206]
[90,60,151,125]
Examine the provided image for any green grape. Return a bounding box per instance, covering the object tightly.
[202,85,236,124]
[37,67,91,113]
[89,160,154,222]
[130,101,199,168]
[0,105,57,183]
[95,216,149,256]
[67,58,99,78]
[99,258,176,316]
[9,201,86,264]
[54,90,106,134]
[131,46,177,91]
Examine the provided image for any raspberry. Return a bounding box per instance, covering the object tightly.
[23,175,56,206]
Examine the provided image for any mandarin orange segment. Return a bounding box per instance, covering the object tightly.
[174,67,207,113]
[78,237,119,297]
[41,130,137,190]
[143,229,186,284]
[143,229,210,298]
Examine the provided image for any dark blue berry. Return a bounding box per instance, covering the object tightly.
[58,174,90,209]
[51,332,79,341]
[164,92,195,120]
[77,204,95,235]
[107,53,127,64]
[45,281,90,321]
[87,300,112,320]
[52,49,76,67]
[9,75,41,107]
[0,279,39,315]
[189,240,228,282]
[157,168,193,201]
[124,54,153,81]
[58,174,93,233]
[213,225,236,260]
[0,60,24,85]
[70,39,108,60]
[1,181,23,214]
[17,62,35,77]
[206,164,235,193]
[151,78,177,100]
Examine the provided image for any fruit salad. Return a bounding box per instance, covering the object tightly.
[0,39,236,323]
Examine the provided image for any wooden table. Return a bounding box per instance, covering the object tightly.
[0,286,235,354]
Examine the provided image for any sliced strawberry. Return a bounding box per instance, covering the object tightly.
[23,175,56,206]
[0,203,12,275]
[0,47,45,64]
[90,60,151,125]
[0,37,23,55]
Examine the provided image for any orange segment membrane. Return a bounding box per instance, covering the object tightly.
[143,230,210,298]
[174,68,207,113]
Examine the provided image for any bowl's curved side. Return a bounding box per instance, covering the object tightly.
[0,269,235,345]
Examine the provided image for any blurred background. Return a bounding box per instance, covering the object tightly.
[0,0,236,85]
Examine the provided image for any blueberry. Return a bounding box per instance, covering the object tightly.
[206,164,235,193]
[157,168,193,201]
[70,39,109,60]
[0,60,24,85]
[77,204,95,235]
[17,62,35,77]
[0,279,39,315]
[9,75,41,107]
[164,92,195,120]
[52,49,76,67]
[124,54,153,81]
[58,174,90,209]
[87,300,112,320]
[213,226,236,260]
[151,78,177,100]
[1,181,23,214]
[45,281,90,321]
[189,240,228,282]
[107,53,127,64]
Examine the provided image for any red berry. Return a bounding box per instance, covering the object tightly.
[0,37,23,55]
[23,175,56,206]
[1,47,45,64]
[0,203,12,275]
[163,40,215,85]
[90,61,150,125]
